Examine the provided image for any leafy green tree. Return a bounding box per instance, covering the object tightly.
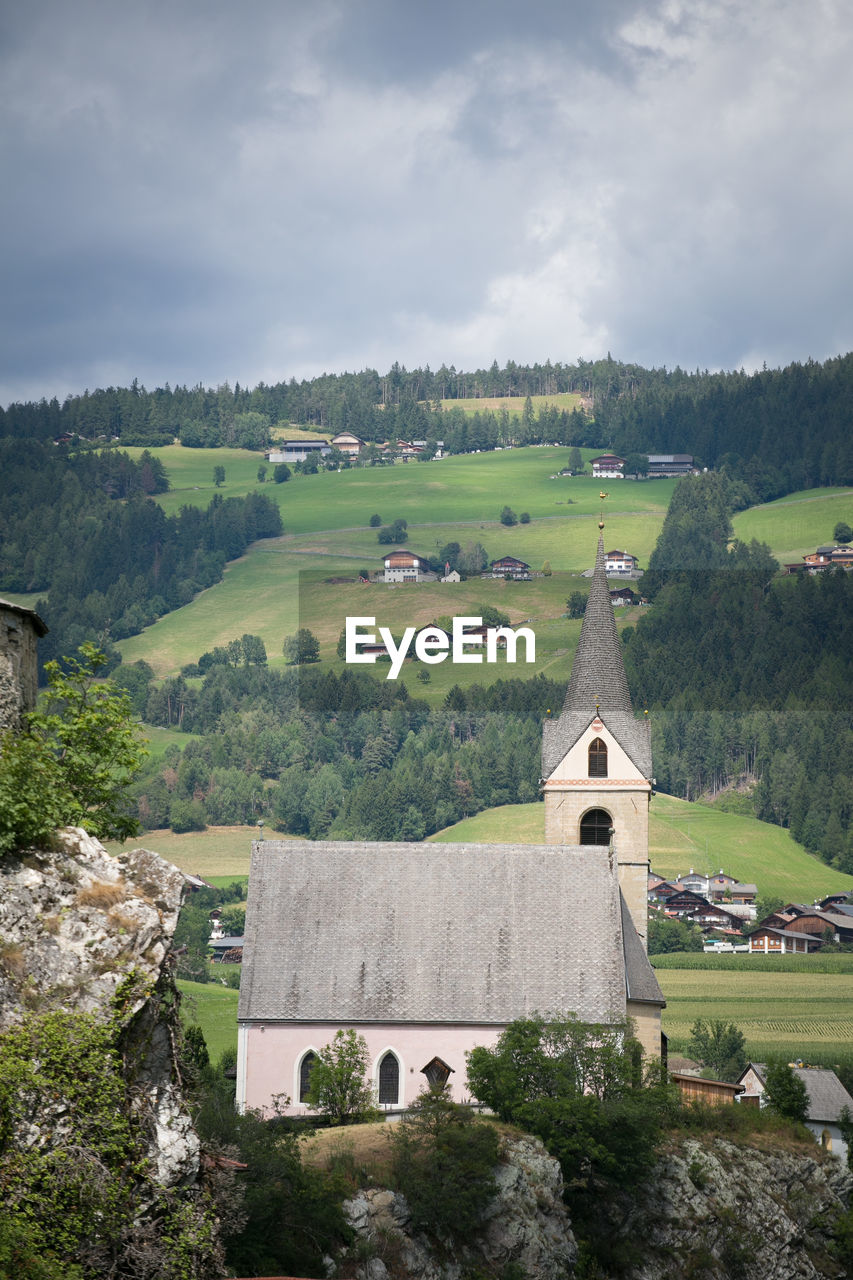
[369,513,382,526]
[304,1029,379,1124]
[389,1086,499,1240]
[568,446,583,473]
[624,452,649,476]
[647,915,704,954]
[567,591,587,618]
[499,505,518,526]
[763,1060,809,1123]
[833,521,852,543]
[213,465,225,487]
[0,644,147,855]
[273,462,291,483]
[520,511,531,523]
[687,1018,748,1081]
[282,628,320,664]
[256,464,267,483]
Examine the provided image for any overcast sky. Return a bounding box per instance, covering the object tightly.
[2,0,852,406]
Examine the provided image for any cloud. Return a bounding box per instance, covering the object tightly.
[1,0,853,404]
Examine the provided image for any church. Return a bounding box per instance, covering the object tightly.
[236,534,664,1115]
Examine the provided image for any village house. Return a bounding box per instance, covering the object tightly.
[330,431,365,457]
[737,1064,853,1163]
[267,440,331,464]
[591,454,626,478]
[609,588,635,607]
[646,454,695,477]
[489,555,531,579]
[605,549,639,575]
[748,926,822,955]
[236,533,665,1116]
[382,550,432,583]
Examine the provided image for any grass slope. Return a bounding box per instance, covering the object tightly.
[732,486,853,564]
[438,392,584,416]
[431,793,853,901]
[177,979,239,1063]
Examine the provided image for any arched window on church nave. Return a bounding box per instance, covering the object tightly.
[378,1051,401,1105]
[580,808,612,845]
[588,737,608,777]
[298,1050,318,1103]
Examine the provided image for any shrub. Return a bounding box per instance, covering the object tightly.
[369,513,382,526]
[273,463,291,483]
[305,1029,379,1124]
[520,511,531,523]
[499,505,518,526]
[390,1087,499,1240]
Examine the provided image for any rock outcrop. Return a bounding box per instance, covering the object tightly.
[0,827,200,1184]
[342,1134,577,1280]
[340,1132,851,1280]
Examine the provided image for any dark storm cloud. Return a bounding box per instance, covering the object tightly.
[1,0,853,404]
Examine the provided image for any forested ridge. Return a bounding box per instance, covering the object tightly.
[0,441,282,669]
[4,351,853,501]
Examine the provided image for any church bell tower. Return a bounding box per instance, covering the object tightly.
[542,530,652,947]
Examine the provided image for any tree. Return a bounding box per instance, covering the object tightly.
[568,446,583,473]
[213,465,225,487]
[273,463,291,483]
[833,521,852,544]
[256,464,267,483]
[763,1059,809,1123]
[520,511,531,523]
[687,1018,748,1081]
[282,629,320,665]
[369,513,382,527]
[304,1029,378,1124]
[567,591,587,618]
[0,644,147,853]
[647,916,703,954]
[624,452,649,476]
[499,505,518,526]
[389,1086,499,1240]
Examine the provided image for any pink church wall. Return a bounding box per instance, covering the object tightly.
[238,1022,504,1115]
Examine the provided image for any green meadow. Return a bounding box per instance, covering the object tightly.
[438,392,584,416]
[432,793,853,902]
[115,792,853,903]
[176,980,239,1063]
[732,486,853,563]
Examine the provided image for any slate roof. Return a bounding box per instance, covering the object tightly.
[0,597,48,636]
[542,535,651,778]
[238,840,662,1024]
[739,1064,853,1123]
[620,897,665,1005]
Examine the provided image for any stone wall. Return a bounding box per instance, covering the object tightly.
[0,599,45,733]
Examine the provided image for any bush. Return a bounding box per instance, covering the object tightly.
[499,505,518,526]
[273,463,291,483]
[369,513,382,526]
[390,1087,499,1240]
[520,511,531,523]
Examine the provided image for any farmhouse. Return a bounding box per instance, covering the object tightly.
[267,440,331,464]
[646,454,694,476]
[591,454,626,478]
[737,1064,853,1163]
[382,550,431,583]
[331,431,365,457]
[605,549,639,575]
[489,555,531,579]
[236,532,664,1115]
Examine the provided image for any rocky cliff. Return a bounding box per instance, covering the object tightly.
[340,1132,851,1280]
[0,827,221,1275]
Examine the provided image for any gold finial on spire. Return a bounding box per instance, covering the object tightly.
[598,490,608,530]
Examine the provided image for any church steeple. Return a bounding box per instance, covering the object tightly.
[561,534,633,718]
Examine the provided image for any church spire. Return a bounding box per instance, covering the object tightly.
[561,534,634,717]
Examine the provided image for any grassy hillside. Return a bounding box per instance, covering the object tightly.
[732,486,853,563]
[431,793,853,901]
[438,392,584,415]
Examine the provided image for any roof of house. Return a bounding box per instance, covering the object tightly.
[542,535,651,779]
[738,1064,853,1122]
[238,840,662,1025]
[0,597,48,636]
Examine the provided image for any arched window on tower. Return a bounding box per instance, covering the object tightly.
[580,808,612,845]
[588,737,608,777]
[378,1051,400,1105]
[299,1051,318,1103]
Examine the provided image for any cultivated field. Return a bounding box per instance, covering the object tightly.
[656,967,853,1061]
